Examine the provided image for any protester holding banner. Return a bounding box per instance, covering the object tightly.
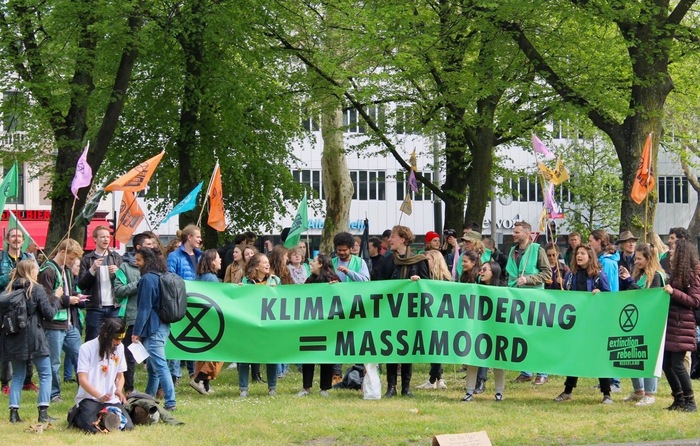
[462,261,507,402]
[190,250,224,396]
[297,254,340,397]
[507,221,552,385]
[114,232,157,396]
[39,238,84,404]
[415,250,451,391]
[239,253,279,397]
[332,232,370,282]
[661,238,700,412]
[0,228,39,395]
[132,247,177,411]
[380,225,429,398]
[619,243,665,406]
[1,260,57,423]
[555,244,613,404]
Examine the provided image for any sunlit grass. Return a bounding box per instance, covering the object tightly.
[1,364,698,445]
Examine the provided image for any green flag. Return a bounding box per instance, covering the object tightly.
[284,191,308,248]
[0,162,19,216]
[74,188,106,227]
[7,210,34,251]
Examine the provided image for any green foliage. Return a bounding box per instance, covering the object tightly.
[558,136,622,234]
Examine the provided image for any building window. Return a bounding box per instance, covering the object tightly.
[396,105,417,135]
[293,169,322,198]
[658,176,688,204]
[3,162,24,205]
[396,171,433,201]
[350,170,386,201]
[301,110,320,132]
[343,105,384,134]
[510,176,545,202]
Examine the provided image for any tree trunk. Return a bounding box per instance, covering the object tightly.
[320,100,353,254]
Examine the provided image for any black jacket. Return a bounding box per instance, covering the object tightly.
[0,279,57,361]
[78,250,123,310]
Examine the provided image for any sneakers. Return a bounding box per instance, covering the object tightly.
[437,379,447,390]
[601,395,613,404]
[23,382,39,392]
[635,395,656,406]
[623,392,644,402]
[1,385,8,395]
[50,395,62,403]
[461,393,474,402]
[384,386,397,398]
[226,363,237,370]
[401,389,414,398]
[296,389,310,397]
[494,393,503,402]
[474,379,485,394]
[240,390,249,398]
[164,405,177,412]
[268,389,276,396]
[189,379,208,395]
[553,392,572,402]
[533,376,548,385]
[610,383,622,393]
[416,380,437,390]
[319,390,330,397]
[513,374,533,383]
[171,376,180,387]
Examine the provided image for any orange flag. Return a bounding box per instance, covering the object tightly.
[114,191,144,244]
[105,151,165,192]
[630,134,655,205]
[207,163,226,231]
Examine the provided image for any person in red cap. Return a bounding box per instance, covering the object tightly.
[424,231,441,251]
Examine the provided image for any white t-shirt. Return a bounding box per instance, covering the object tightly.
[75,339,126,405]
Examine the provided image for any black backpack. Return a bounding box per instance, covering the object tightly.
[0,288,28,336]
[157,272,187,323]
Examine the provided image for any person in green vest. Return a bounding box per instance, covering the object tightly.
[331,232,369,282]
[506,221,552,385]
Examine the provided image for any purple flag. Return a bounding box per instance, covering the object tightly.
[71,142,92,198]
[408,170,418,193]
[532,134,555,159]
[544,183,561,215]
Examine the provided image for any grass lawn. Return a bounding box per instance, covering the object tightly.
[1,363,699,445]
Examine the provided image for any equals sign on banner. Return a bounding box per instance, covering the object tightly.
[299,336,327,351]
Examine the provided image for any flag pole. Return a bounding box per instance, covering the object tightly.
[197,160,219,227]
[643,132,653,243]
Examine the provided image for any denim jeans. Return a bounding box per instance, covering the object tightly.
[143,323,176,408]
[45,326,81,399]
[9,356,51,408]
[520,371,548,378]
[85,306,120,341]
[631,377,657,394]
[238,363,278,391]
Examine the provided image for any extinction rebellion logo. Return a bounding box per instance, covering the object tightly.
[607,304,648,370]
[169,292,225,354]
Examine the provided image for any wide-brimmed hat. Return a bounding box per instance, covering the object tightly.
[461,230,482,243]
[617,231,638,243]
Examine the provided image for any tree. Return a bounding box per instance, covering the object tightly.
[0,0,144,251]
[266,0,558,233]
[496,0,698,234]
[103,0,304,244]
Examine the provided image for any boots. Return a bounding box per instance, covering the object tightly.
[9,408,22,423]
[38,406,56,423]
[666,392,685,411]
[384,386,397,398]
[683,395,697,412]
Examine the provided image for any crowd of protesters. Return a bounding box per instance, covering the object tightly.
[0,220,698,432]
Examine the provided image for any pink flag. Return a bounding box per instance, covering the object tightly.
[70,142,92,198]
[408,170,418,193]
[532,134,555,159]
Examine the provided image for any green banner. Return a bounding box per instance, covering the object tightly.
[165,280,669,378]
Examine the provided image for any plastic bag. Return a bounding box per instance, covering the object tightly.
[362,363,381,400]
